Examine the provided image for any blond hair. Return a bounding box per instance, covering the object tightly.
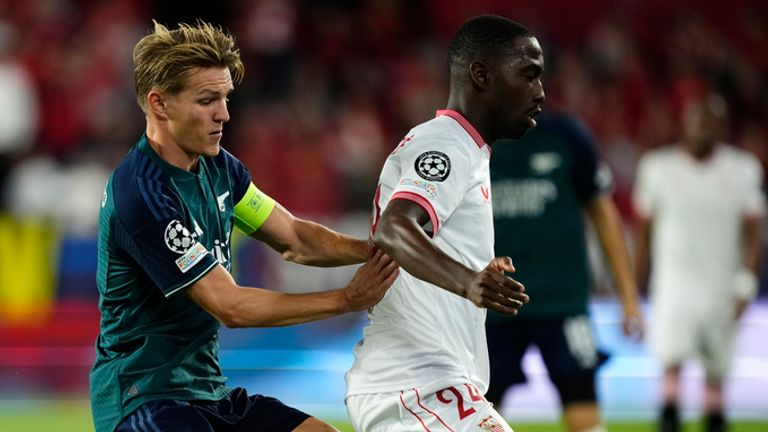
[133,20,245,113]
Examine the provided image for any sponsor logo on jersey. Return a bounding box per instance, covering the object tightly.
[415,151,451,182]
[164,220,197,253]
[399,178,438,198]
[492,179,557,217]
[478,416,505,432]
[530,152,562,174]
[175,242,208,273]
[481,185,490,203]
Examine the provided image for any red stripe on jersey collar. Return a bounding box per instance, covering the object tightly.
[435,109,486,149]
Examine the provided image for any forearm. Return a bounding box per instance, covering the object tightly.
[588,197,640,311]
[188,265,352,327]
[633,215,652,289]
[226,288,350,327]
[374,212,474,297]
[281,219,369,266]
[742,216,763,272]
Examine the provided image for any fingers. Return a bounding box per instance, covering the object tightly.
[487,256,515,273]
[480,284,527,314]
[471,268,528,315]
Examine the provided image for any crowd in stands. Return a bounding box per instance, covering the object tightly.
[1,0,766,229]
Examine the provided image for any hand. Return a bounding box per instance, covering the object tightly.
[343,248,399,311]
[466,257,528,314]
[621,309,644,341]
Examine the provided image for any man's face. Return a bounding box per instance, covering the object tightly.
[682,100,723,155]
[163,67,233,158]
[489,36,545,139]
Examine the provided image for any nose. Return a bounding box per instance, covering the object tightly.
[214,99,230,123]
[534,79,545,105]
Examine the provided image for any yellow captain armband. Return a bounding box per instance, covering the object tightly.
[234,183,276,235]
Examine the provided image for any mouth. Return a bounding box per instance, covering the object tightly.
[526,107,542,127]
[209,129,223,137]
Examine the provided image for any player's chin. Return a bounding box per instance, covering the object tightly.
[505,122,533,140]
[204,137,222,156]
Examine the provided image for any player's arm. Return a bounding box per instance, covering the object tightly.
[234,182,369,266]
[186,248,398,328]
[633,213,652,297]
[373,199,528,314]
[252,202,370,266]
[734,214,763,319]
[586,195,643,338]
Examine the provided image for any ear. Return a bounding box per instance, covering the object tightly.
[469,61,491,92]
[147,90,168,120]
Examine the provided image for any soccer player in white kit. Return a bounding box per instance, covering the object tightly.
[345,15,545,432]
[633,93,765,432]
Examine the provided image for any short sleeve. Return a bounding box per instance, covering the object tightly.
[741,154,766,217]
[389,135,472,234]
[112,162,218,297]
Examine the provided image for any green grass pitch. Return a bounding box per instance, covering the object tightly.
[1,399,766,431]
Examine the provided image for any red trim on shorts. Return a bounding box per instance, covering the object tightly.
[436,109,486,149]
[400,390,431,432]
[414,388,455,432]
[390,192,440,236]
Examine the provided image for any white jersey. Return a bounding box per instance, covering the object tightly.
[346,110,494,397]
[633,144,765,312]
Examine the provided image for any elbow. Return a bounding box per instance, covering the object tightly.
[216,308,248,329]
[372,226,396,256]
[210,292,252,329]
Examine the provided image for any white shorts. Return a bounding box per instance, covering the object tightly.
[346,382,513,432]
[649,302,737,379]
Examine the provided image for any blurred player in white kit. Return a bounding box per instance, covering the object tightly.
[634,93,765,432]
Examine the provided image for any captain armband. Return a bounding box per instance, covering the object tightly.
[234,183,276,235]
[733,268,758,301]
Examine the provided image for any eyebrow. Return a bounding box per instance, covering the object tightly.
[196,88,234,98]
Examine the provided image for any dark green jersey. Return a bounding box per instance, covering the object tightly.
[489,112,611,320]
[90,135,258,432]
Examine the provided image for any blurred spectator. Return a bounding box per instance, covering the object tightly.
[0,19,39,210]
[0,0,765,281]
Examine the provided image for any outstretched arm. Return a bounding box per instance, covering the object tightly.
[374,199,528,314]
[250,201,370,267]
[187,249,398,328]
[586,195,643,339]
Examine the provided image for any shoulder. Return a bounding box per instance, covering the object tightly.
[639,146,678,165]
[722,144,761,165]
[721,145,764,179]
[539,112,591,138]
[110,149,177,223]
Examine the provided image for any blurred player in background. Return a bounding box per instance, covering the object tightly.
[90,21,397,432]
[633,93,765,432]
[485,108,643,432]
[345,14,543,431]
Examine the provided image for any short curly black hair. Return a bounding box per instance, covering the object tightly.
[448,14,532,70]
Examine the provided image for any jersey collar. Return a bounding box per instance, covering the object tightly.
[436,109,486,149]
[138,134,205,180]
